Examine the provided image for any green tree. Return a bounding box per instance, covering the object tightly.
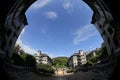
[11,44,36,67]
[11,52,26,66]
[11,44,25,66]
[36,64,55,75]
[21,53,36,67]
[13,44,21,53]
[97,46,108,59]
[87,46,108,65]
[53,57,68,68]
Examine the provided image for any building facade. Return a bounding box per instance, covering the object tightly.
[86,50,96,60]
[0,0,35,60]
[0,0,120,79]
[68,53,79,68]
[68,50,87,68]
[35,50,52,66]
[83,0,120,55]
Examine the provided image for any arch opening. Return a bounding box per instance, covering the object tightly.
[0,0,120,80]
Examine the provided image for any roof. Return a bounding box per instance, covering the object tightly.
[35,52,52,61]
[73,53,79,56]
[41,53,48,57]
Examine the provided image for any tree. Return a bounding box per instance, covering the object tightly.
[53,57,68,68]
[36,64,55,75]
[97,46,108,59]
[87,46,108,65]
[11,44,36,67]
[11,44,25,66]
[21,53,36,67]
[11,52,26,66]
[13,44,21,53]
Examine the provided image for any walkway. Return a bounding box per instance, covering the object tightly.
[26,71,101,80]
[6,64,102,80]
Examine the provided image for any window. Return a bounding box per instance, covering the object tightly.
[7,28,12,37]
[113,36,119,47]
[107,27,113,34]
[17,26,21,30]
[107,37,110,44]
[1,40,6,49]
[99,24,102,29]
[9,39,12,46]
[95,13,100,21]
[14,32,17,37]
[102,30,106,36]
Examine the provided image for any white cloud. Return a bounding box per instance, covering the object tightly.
[63,1,73,14]
[16,38,37,55]
[45,11,58,19]
[30,0,51,9]
[73,24,97,45]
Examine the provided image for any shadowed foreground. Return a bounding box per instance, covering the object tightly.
[25,71,101,80]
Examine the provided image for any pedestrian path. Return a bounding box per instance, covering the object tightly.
[26,71,101,80]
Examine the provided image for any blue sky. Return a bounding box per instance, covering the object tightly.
[16,0,103,58]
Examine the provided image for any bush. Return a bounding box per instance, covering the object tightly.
[21,53,36,67]
[11,52,26,66]
[11,53,36,67]
[36,64,55,75]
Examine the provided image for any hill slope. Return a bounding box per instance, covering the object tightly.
[52,57,68,68]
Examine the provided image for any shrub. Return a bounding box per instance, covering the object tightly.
[36,64,55,75]
[11,52,25,66]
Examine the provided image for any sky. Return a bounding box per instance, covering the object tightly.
[16,0,103,58]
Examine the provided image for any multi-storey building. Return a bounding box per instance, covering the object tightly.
[86,50,96,60]
[68,53,79,68]
[0,0,119,79]
[83,0,120,55]
[35,50,52,66]
[79,50,87,65]
[68,50,87,68]
[0,0,35,60]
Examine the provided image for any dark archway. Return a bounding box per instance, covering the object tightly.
[0,0,120,80]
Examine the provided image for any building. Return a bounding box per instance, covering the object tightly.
[83,0,120,55]
[79,50,87,65]
[86,50,96,60]
[0,0,120,79]
[68,53,79,68]
[68,50,87,68]
[0,0,35,60]
[35,50,52,66]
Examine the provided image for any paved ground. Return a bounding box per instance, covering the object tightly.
[25,71,101,80]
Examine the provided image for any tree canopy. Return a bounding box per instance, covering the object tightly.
[36,64,55,75]
[52,57,68,68]
[11,44,36,67]
[21,53,36,67]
